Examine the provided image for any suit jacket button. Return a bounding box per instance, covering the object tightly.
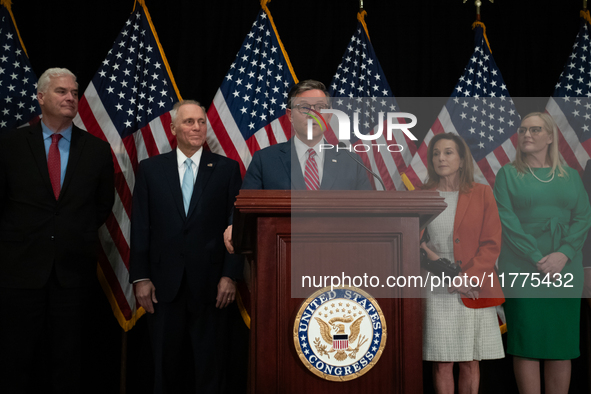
[51,235,55,241]
[455,238,460,243]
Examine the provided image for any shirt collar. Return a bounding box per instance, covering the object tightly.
[176,147,203,168]
[41,120,73,142]
[293,136,325,161]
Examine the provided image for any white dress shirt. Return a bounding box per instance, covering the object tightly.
[176,147,202,186]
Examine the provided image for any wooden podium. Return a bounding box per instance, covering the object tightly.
[233,190,445,394]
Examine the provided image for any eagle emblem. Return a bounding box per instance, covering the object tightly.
[293,286,386,381]
[313,315,368,361]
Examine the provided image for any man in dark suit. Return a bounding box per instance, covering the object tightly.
[130,100,242,393]
[224,80,372,252]
[241,79,372,191]
[0,68,115,393]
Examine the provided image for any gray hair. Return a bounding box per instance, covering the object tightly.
[37,68,77,94]
[171,100,206,123]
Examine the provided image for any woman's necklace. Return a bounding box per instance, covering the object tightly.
[527,163,554,183]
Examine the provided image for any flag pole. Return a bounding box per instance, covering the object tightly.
[1,0,29,57]
[120,329,127,394]
[463,0,494,22]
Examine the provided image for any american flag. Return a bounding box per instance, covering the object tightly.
[206,3,297,177]
[546,10,591,174]
[403,22,521,189]
[73,0,181,331]
[0,1,40,133]
[329,11,417,190]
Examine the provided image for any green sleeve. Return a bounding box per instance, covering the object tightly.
[493,165,544,266]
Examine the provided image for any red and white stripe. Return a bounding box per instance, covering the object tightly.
[333,339,349,350]
[206,89,291,177]
[304,149,320,190]
[328,115,417,191]
[546,97,590,174]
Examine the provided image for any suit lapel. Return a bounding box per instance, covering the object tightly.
[320,148,338,190]
[26,123,54,198]
[161,150,186,219]
[187,150,216,219]
[287,140,306,190]
[453,188,472,235]
[60,127,86,201]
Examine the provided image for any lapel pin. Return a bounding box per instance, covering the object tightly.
[207,163,213,167]
[332,159,337,163]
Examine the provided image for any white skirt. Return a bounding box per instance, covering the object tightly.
[422,287,505,362]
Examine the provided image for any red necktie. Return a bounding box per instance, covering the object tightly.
[304,148,320,190]
[48,133,63,200]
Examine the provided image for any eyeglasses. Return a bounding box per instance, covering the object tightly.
[517,126,544,135]
[292,103,330,115]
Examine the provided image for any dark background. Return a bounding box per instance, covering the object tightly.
[7,0,591,393]
[11,0,584,141]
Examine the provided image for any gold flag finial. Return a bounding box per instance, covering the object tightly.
[463,0,493,21]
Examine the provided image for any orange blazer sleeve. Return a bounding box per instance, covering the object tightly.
[452,183,504,308]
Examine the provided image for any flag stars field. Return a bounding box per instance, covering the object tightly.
[93,10,175,137]
[0,8,41,131]
[205,5,296,176]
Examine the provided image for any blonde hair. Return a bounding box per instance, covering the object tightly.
[513,112,567,178]
[422,132,474,193]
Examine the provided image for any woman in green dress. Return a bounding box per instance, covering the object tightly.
[494,112,591,394]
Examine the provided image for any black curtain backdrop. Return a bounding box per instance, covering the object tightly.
[12,0,583,142]
[8,1,590,393]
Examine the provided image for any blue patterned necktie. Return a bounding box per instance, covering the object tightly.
[181,158,194,214]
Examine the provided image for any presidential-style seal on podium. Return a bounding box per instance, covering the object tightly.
[293,286,387,381]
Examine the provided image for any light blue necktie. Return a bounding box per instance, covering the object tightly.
[181,158,194,214]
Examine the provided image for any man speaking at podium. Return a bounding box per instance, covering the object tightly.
[224,80,372,253]
[241,79,372,191]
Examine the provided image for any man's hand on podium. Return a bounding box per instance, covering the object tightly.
[224,225,234,254]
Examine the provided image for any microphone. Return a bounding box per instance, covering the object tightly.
[337,142,386,190]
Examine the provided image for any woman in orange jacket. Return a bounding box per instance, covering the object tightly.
[420,132,505,394]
